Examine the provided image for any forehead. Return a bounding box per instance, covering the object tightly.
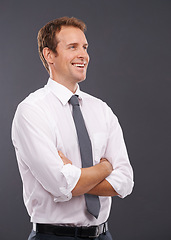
[56,26,88,44]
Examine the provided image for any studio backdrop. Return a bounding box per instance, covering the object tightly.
[0,1,170,239]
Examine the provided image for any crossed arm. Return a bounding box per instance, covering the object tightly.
[58,151,118,197]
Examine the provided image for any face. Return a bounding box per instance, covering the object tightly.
[51,26,89,87]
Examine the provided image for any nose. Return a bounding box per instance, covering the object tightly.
[77,47,89,61]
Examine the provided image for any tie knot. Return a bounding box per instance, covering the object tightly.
[69,95,79,106]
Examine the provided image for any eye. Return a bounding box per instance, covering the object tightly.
[70,45,76,49]
[83,46,88,50]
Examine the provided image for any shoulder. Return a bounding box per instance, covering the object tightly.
[81,90,118,122]
[81,91,106,106]
[18,84,50,108]
[80,91,113,113]
[21,85,49,106]
[14,85,50,119]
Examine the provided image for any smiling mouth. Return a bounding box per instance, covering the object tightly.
[72,63,85,68]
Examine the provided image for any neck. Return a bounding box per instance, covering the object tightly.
[50,72,78,93]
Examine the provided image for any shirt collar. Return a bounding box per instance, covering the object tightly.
[47,78,83,105]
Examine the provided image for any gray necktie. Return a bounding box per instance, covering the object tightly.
[69,95,100,218]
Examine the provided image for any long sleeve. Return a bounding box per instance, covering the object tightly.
[12,102,81,202]
[104,105,134,198]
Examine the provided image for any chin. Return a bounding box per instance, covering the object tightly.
[76,78,86,84]
[77,74,87,83]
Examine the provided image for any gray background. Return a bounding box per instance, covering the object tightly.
[0,0,171,239]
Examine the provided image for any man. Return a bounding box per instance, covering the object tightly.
[12,17,134,240]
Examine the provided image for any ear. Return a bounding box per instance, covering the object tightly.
[43,47,55,64]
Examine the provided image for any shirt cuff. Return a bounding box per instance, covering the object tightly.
[105,170,134,199]
[54,164,81,202]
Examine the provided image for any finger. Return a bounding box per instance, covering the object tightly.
[58,150,64,158]
[100,158,107,163]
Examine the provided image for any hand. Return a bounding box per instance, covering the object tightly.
[58,151,72,165]
[100,158,109,163]
[100,158,113,174]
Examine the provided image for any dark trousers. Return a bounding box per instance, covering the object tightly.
[28,230,113,240]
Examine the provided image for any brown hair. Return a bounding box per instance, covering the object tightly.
[37,17,87,73]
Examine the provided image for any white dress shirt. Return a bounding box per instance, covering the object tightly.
[11,78,134,226]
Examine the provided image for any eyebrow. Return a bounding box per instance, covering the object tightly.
[67,42,89,47]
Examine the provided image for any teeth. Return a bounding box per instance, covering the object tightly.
[73,63,85,67]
